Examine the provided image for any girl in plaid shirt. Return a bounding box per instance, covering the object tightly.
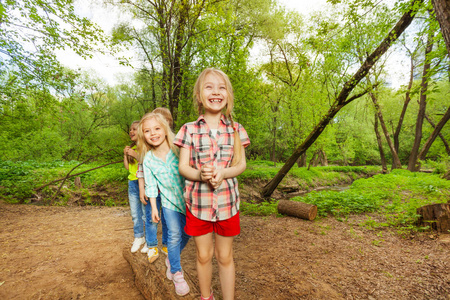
[137,112,191,296]
[175,68,250,300]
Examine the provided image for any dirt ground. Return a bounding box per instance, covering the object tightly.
[0,200,449,300]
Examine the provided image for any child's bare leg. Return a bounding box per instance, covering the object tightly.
[194,233,214,298]
[215,235,235,300]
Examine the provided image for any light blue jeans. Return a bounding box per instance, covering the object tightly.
[144,194,168,247]
[163,207,190,274]
[128,180,145,238]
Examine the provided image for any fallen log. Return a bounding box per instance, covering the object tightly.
[277,200,318,221]
[417,203,450,233]
[123,247,200,299]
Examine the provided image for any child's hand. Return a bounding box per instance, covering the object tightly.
[140,192,148,205]
[210,169,224,189]
[124,146,131,156]
[200,164,215,182]
[128,148,137,159]
[152,209,160,223]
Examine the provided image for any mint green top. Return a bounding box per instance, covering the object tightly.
[143,149,186,214]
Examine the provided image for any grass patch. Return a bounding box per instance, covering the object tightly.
[0,160,128,205]
[293,169,449,231]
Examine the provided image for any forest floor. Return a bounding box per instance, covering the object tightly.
[0,187,449,300]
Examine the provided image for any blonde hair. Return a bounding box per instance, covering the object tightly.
[127,121,140,164]
[152,107,173,128]
[136,113,178,163]
[193,68,242,166]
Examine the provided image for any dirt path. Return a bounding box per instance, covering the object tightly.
[0,201,449,299]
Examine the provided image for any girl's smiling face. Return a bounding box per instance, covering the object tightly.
[129,123,138,142]
[200,73,228,114]
[142,118,166,148]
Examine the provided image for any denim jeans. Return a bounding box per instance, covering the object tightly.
[128,180,145,238]
[163,207,190,274]
[144,194,168,247]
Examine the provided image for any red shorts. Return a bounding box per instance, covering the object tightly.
[184,209,240,237]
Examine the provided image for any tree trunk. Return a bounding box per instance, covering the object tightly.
[123,247,200,300]
[370,92,402,169]
[319,149,328,166]
[271,116,277,163]
[394,57,415,154]
[432,0,450,56]
[297,152,307,167]
[261,0,421,198]
[308,151,318,170]
[171,1,188,123]
[277,200,318,221]
[417,203,450,233]
[374,113,388,173]
[424,113,450,155]
[417,106,450,163]
[408,28,434,171]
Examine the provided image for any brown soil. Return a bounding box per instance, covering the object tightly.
[0,199,449,300]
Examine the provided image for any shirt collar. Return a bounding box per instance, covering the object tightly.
[195,114,232,127]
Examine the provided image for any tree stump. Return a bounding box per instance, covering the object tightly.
[277,200,318,221]
[417,203,450,233]
[74,177,82,189]
[123,247,200,299]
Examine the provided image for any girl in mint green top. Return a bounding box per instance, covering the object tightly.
[137,112,190,296]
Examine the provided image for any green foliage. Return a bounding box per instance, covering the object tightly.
[295,170,450,230]
[240,201,279,216]
[0,160,128,205]
[0,0,104,87]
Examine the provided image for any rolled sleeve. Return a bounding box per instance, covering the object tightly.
[143,157,158,198]
[174,124,191,149]
[136,163,144,178]
[236,123,250,148]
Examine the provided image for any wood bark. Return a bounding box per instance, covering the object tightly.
[261,0,422,198]
[370,91,402,169]
[278,200,318,221]
[408,28,434,171]
[424,113,450,155]
[417,106,450,162]
[74,177,82,189]
[123,247,200,300]
[319,149,328,166]
[374,113,388,173]
[432,0,450,56]
[297,153,307,167]
[417,203,450,233]
[394,56,415,154]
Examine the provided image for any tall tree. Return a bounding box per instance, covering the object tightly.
[374,113,388,173]
[407,22,435,171]
[369,88,403,169]
[432,0,450,55]
[261,0,422,198]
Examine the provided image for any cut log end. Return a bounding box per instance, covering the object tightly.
[277,200,318,221]
[417,203,450,233]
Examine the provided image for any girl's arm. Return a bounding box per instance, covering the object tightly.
[149,197,160,223]
[178,147,213,182]
[136,163,148,204]
[123,146,130,170]
[138,178,148,204]
[128,148,138,159]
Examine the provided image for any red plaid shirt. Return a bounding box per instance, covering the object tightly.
[174,115,250,222]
